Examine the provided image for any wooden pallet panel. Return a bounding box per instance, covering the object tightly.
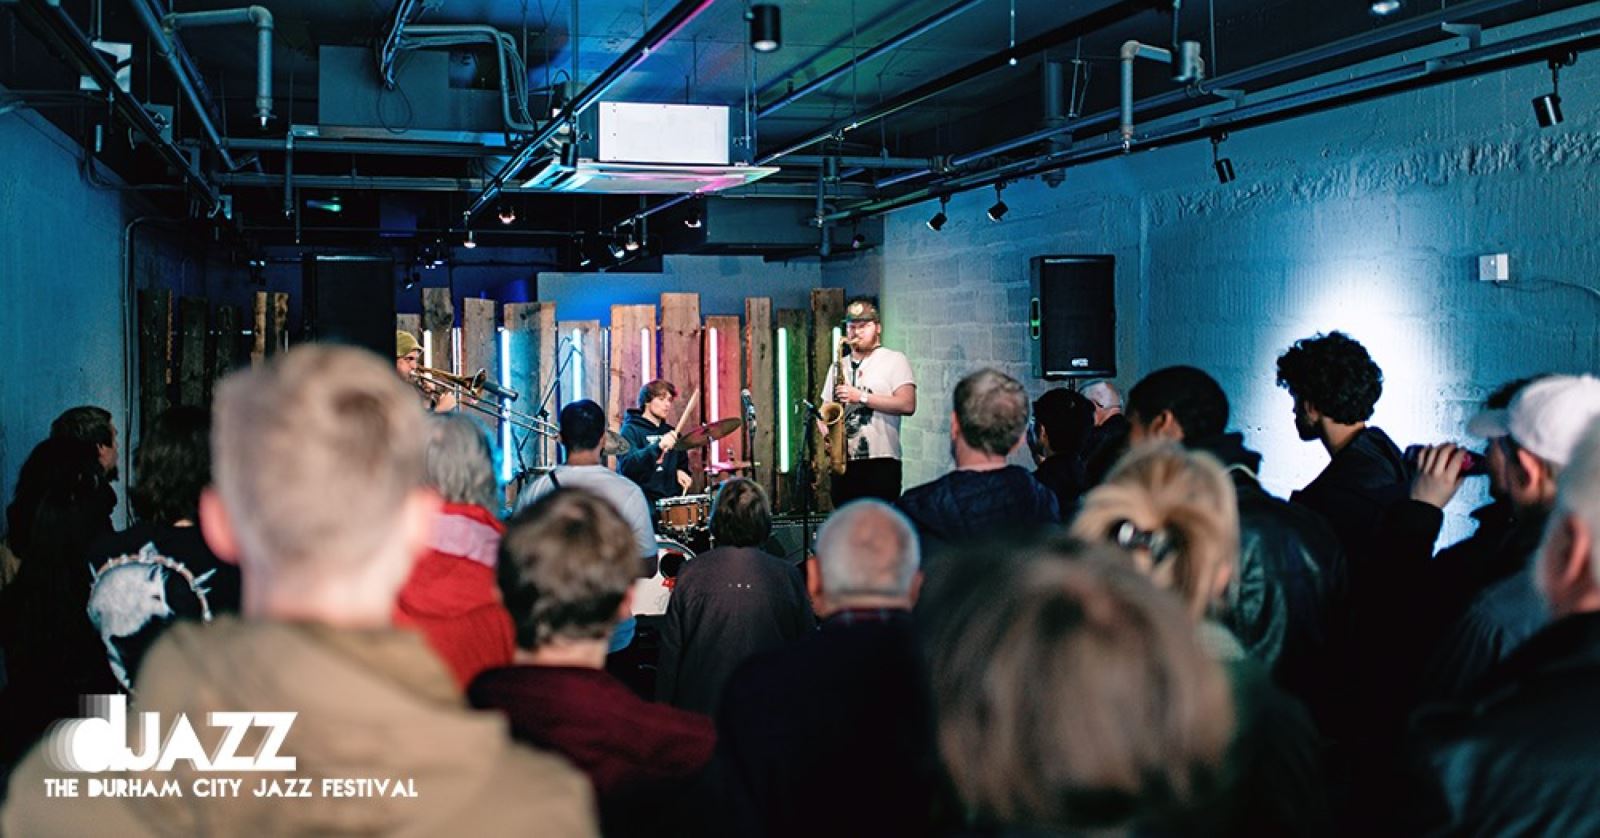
[422,287,454,371]
[745,298,776,502]
[504,302,557,471]
[177,297,208,407]
[251,291,268,365]
[703,314,743,493]
[809,288,846,512]
[139,289,172,435]
[773,308,810,515]
[396,313,422,344]
[268,292,289,357]
[557,319,605,415]
[210,304,240,393]
[607,304,657,433]
[660,293,703,490]
[460,298,497,384]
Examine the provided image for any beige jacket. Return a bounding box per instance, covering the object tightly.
[3,618,597,837]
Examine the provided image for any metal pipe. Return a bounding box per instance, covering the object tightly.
[464,0,719,225]
[219,172,877,199]
[378,0,422,89]
[784,154,936,169]
[755,0,1162,166]
[162,6,274,127]
[223,136,513,156]
[399,25,536,132]
[758,0,988,119]
[1120,40,1172,145]
[127,0,239,171]
[12,0,220,208]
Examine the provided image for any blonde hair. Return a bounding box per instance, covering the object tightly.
[1070,443,1239,620]
[211,344,428,574]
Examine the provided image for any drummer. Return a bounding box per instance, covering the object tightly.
[618,380,695,509]
[518,399,657,575]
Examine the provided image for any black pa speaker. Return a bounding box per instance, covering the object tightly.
[1030,255,1115,380]
[302,255,396,357]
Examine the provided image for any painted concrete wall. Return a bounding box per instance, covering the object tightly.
[0,109,133,526]
[824,58,1600,544]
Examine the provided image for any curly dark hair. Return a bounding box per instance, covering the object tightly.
[1275,332,1383,424]
[129,406,212,525]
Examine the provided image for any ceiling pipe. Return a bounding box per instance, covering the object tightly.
[11,0,221,209]
[162,6,274,128]
[127,0,241,171]
[378,0,423,89]
[1119,38,1204,147]
[878,0,1532,190]
[755,0,1165,166]
[785,154,936,170]
[821,8,1600,225]
[758,0,989,119]
[398,25,537,132]
[462,0,719,226]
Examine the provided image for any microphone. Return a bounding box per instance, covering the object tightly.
[741,389,757,429]
[481,380,520,402]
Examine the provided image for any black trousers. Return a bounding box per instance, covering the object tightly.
[830,457,903,505]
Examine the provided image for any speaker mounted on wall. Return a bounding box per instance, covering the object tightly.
[1030,255,1115,380]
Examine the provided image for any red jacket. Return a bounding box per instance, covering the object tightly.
[394,502,516,688]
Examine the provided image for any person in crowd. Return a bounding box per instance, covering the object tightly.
[657,478,813,716]
[1404,416,1600,833]
[1275,331,1408,561]
[818,298,919,504]
[49,405,120,526]
[1071,443,1330,835]
[1409,374,1600,700]
[470,489,715,836]
[896,368,1060,561]
[1081,379,1131,485]
[3,345,597,836]
[921,537,1235,834]
[520,399,656,572]
[1030,387,1096,518]
[0,438,119,775]
[717,500,939,837]
[393,413,516,689]
[618,379,694,508]
[1125,365,1346,726]
[83,406,241,692]
[396,330,458,413]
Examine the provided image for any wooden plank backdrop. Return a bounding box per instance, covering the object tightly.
[660,293,704,490]
[177,297,207,407]
[744,298,775,500]
[703,314,743,493]
[504,302,557,471]
[422,288,453,372]
[460,298,497,384]
[268,292,289,357]
[774,308,810,515]
[556,319,605,416]
[396,314,422,346]
[210,304,240,393]
[810,288,846,512]
[251,291,268,365]
[607,304,657,433]
[139,289,172,435]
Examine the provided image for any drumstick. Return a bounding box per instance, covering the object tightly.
[658,389,702,464]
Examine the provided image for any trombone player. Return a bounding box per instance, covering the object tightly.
[397,330,457,413]
[818,299,917,504]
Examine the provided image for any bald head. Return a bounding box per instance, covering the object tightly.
[814,500,921,610]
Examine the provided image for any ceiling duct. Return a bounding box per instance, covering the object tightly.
[316,45,511,144]
[659,198,880,254]
[520,103,777,194]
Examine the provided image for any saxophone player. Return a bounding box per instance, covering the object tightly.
[818,299,917,504]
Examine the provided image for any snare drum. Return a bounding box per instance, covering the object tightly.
[657,494,711,530]
[631,537,696,616]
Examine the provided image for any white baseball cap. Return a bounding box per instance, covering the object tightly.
[1467,374,1600,467]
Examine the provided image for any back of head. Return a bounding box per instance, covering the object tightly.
[1274,331,1383,423]
[50,405,114,448]
[1070,443,1239,619]
[1033,388,1096,459]
[129,406,212,525]
[923,537,1234,832]
[710,478,772,547]
[815,499,920,601]
[424,413,500,510]
[955,368,1030,456]
[1127,367,1230,441]
[211,344,426,575]
[6,437,107,560]
[558,399,607,451]
[499,489,638,648]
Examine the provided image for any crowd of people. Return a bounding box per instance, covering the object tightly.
[1,325,1599,836]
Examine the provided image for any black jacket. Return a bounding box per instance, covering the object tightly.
[1033,454,1089,521]
[1290,425,1409,566]
[896,465,1061,565]
[617,409,689,505]
[1405,611,1600,835]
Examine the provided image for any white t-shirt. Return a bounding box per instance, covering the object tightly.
[819,346,916,461]
[518,465,656,559]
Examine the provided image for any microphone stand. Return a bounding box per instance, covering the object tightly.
[526,340,579,470]
[796,400,825,563]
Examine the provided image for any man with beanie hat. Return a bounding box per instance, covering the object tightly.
[397,329,456,413]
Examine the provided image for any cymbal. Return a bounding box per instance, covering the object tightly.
[675,417,743,450]
[602,430,632,457]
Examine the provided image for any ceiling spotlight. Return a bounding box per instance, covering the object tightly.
[463,230,477,249]
[608,240,627,260]
[403,272,420,291]
[305,194,342,213]
[1534,53,1576,128]
[1369,0,1402,16]
[1211,132,1236,184]
[926,196,949,232]
[986,184,1009,222]
[624,233,640,252]
[578,240,593,268]
[749,4,781,53]
[497,205,516,225]
[851,232,867,249]
[684,209,704,229]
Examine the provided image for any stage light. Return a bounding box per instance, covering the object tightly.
[1534,53,1575,128]
[750,5,781,53]
[578,239,593,267]
[499,328,512,482]
[777,327,791,473]
[1369,0,1401,16]
[403,272,420,291]
[624,233,640,252]
[986,184,1009,222]
[570,328,584,401]
[926,196,948,231]
[607,240,626,260]
[851,233,866,249]
[684,208,703,229]
[463,230,477,249]
[497,205,516,225]
[1211,132,1236,184]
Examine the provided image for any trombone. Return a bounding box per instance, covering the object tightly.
[412,367,559,437]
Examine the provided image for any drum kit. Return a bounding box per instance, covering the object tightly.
[653,416,751,551]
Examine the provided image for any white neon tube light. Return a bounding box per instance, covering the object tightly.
[777,327,790,473]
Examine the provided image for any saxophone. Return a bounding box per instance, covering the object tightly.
[817,339,850,476]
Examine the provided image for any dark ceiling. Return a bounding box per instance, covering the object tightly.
[2,0,1595,266]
